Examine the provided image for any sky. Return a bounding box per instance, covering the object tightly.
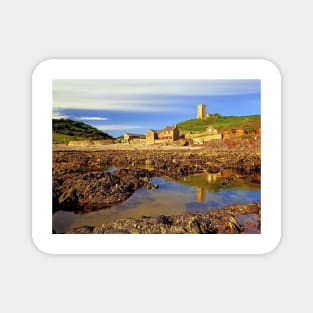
[53,79,261,137]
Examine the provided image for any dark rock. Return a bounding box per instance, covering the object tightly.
[66,203,259,234]
[157,215,174,225]
[189,220,201,233]
[67,226,94,234]
[220,175,237,185]
[53,150,260,215]
[53,168,156,213]
[58,187,79,210]
[207,166,220,173]
[145,183,152,190]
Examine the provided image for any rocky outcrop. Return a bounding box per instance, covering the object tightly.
[53,150,261,178]
[66,203,260,234]
[53,168,155,212]
[53,149,261,214]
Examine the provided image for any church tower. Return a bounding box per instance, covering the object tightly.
[197,103,207,119]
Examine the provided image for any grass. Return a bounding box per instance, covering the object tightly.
[52,118,113,143]
[177,115,260,133]
[52,132,94,143]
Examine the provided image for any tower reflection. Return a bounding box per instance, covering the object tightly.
[196,187,206,202]
[195,172,220,202]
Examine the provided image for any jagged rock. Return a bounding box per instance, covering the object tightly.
[66,203,260,234]
[207,166,220,173]
[53,150,260,216]
[53,150,261,179]
[220,175,238,185]
[53,168,155,212]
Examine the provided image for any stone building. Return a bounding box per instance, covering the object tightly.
[146,130,158,144]
[124,133,146,143]
[221,129,241,140]
[159,125,180,141]
[221,128,260,140]
[146,125,180,144]
[197,103,206,119]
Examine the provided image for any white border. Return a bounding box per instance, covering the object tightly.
[32,59,281,254]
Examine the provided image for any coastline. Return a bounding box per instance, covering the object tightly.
[53,143,261,234]
[66,202,261,234]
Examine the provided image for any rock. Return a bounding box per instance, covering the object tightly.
[207,166,220,173]
[67,226,94,234]
[58,187,79,210]
[189,220,201,233]
[157,215,173,225]
[53,150,260,215]
[53,169,156,212]
[250,176,261,184]
[220,175,237,185]
[199,221,215,234]
[66,203,259,234]
[225,221,240,233]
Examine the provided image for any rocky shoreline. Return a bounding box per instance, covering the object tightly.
[66,203,261,234]
[53,148,261,234]
[53,168,156,212]
[53,149,261,176]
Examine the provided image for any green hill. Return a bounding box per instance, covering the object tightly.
[177,114,260,133]
[53,119,113,143]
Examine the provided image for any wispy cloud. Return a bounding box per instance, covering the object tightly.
[52,109,69,119]
[53,98,181,112]
[53,79,260,112]
[79,117,109,121]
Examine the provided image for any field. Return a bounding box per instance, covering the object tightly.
[177,114,260,133]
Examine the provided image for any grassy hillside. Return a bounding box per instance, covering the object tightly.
[53,119,113,143]
[177,114,260,133]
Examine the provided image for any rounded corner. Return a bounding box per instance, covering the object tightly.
[32,58,56,80]
[260,233,282,255]
[258,58,282,80]
[31,232,55,255]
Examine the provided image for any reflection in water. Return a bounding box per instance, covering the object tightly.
[207,172,218,183]
[196,187,206,202]
[53,170,260,233]
[196,172,219,202]
[181,172,223,203]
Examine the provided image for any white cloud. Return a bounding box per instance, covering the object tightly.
[79,117,109,121]
[53,79,260,111]
[53,79,260,97]
[52,110,69,119]
[53,98,181,112]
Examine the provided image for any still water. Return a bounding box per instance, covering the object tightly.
[53,170,260,233]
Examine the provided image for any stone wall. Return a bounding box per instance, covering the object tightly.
[146,130,157,144]
[68,139,114,146]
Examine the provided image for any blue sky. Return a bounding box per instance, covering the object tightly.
[53,79,260,137]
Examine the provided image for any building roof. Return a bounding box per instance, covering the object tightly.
[161,125,178,132]
[147,125,178,134]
